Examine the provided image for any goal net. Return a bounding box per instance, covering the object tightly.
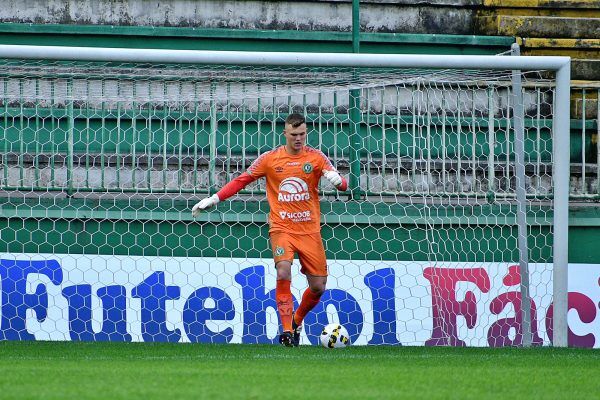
[0,46,570,346]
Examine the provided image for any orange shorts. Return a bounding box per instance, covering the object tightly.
[269,231,328,277]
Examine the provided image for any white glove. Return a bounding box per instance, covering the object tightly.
[192,194,220,217]
[323,170,343,187]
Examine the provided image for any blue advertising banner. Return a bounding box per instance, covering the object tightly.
[0,254,598,347]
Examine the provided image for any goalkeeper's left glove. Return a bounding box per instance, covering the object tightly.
[192,194,220,217]
[323,169,343,187]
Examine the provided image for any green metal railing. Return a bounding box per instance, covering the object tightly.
[0,81,598,199]
[572,84,600,197]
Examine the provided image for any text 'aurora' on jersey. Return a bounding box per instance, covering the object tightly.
[278,177,310,202]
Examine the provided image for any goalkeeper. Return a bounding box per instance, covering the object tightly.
[192,113,348,347]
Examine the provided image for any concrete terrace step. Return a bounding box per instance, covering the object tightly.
[497,16,600,39]
[519,38,600,59]
[476,2,600,80]
[570,60,600,81]
[476,1,600,35]
[570,81,599,119]
[483,0,600,11]
[519,38,600,80]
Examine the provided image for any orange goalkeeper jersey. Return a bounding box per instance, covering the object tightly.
[247,146,337,234]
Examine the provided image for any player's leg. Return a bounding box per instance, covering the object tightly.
[270,232,295,346]
[294,274,327,327]
[292,232,328,345]
[275,260,294,333]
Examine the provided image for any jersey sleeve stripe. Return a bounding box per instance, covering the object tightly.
[247,148,276,176]
[313,148,335,170]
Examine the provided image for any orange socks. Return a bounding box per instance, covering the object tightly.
[293,288,322,327]
[276,279,293,332]
[277,282,324,331]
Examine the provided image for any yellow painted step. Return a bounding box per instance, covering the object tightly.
[524,49,598,59]
[484,0,600,9]
[478,9,600,18]
[497,16,600,38]
[521,38,600,50]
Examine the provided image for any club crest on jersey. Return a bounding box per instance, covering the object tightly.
[275,246,285,256]
[278,177,310,202]
[302,162,313,174]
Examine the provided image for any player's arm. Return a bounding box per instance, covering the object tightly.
[322,168,348,192]
[191,173,257,217]
[318,150,348,191]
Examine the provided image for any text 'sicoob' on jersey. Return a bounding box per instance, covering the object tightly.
[247,146,335,234]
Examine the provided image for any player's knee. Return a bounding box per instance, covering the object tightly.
[309,283,326,296]
[275,261,292,280]
[277,270,292,281]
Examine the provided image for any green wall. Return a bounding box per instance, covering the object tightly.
[1,198,598,264]
[0,24,513,55]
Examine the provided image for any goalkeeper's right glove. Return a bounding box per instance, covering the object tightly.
[323,169,343,187]
[192,194,220,217]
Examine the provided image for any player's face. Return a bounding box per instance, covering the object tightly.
[284,123,307,153]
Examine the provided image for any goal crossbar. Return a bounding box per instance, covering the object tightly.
[0,44,570,70]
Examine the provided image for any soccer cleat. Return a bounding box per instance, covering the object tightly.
[279,331,294,347]
[291,312,303,347]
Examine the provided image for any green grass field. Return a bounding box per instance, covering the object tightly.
[0,342,598,399]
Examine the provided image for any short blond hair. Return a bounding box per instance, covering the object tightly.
[285,113,305,128]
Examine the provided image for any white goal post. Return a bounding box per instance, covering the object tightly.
[0,45,570,347]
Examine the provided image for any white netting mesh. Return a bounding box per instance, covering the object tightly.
[0,57,560,346]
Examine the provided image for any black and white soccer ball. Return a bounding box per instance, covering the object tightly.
[319,323,350,348]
